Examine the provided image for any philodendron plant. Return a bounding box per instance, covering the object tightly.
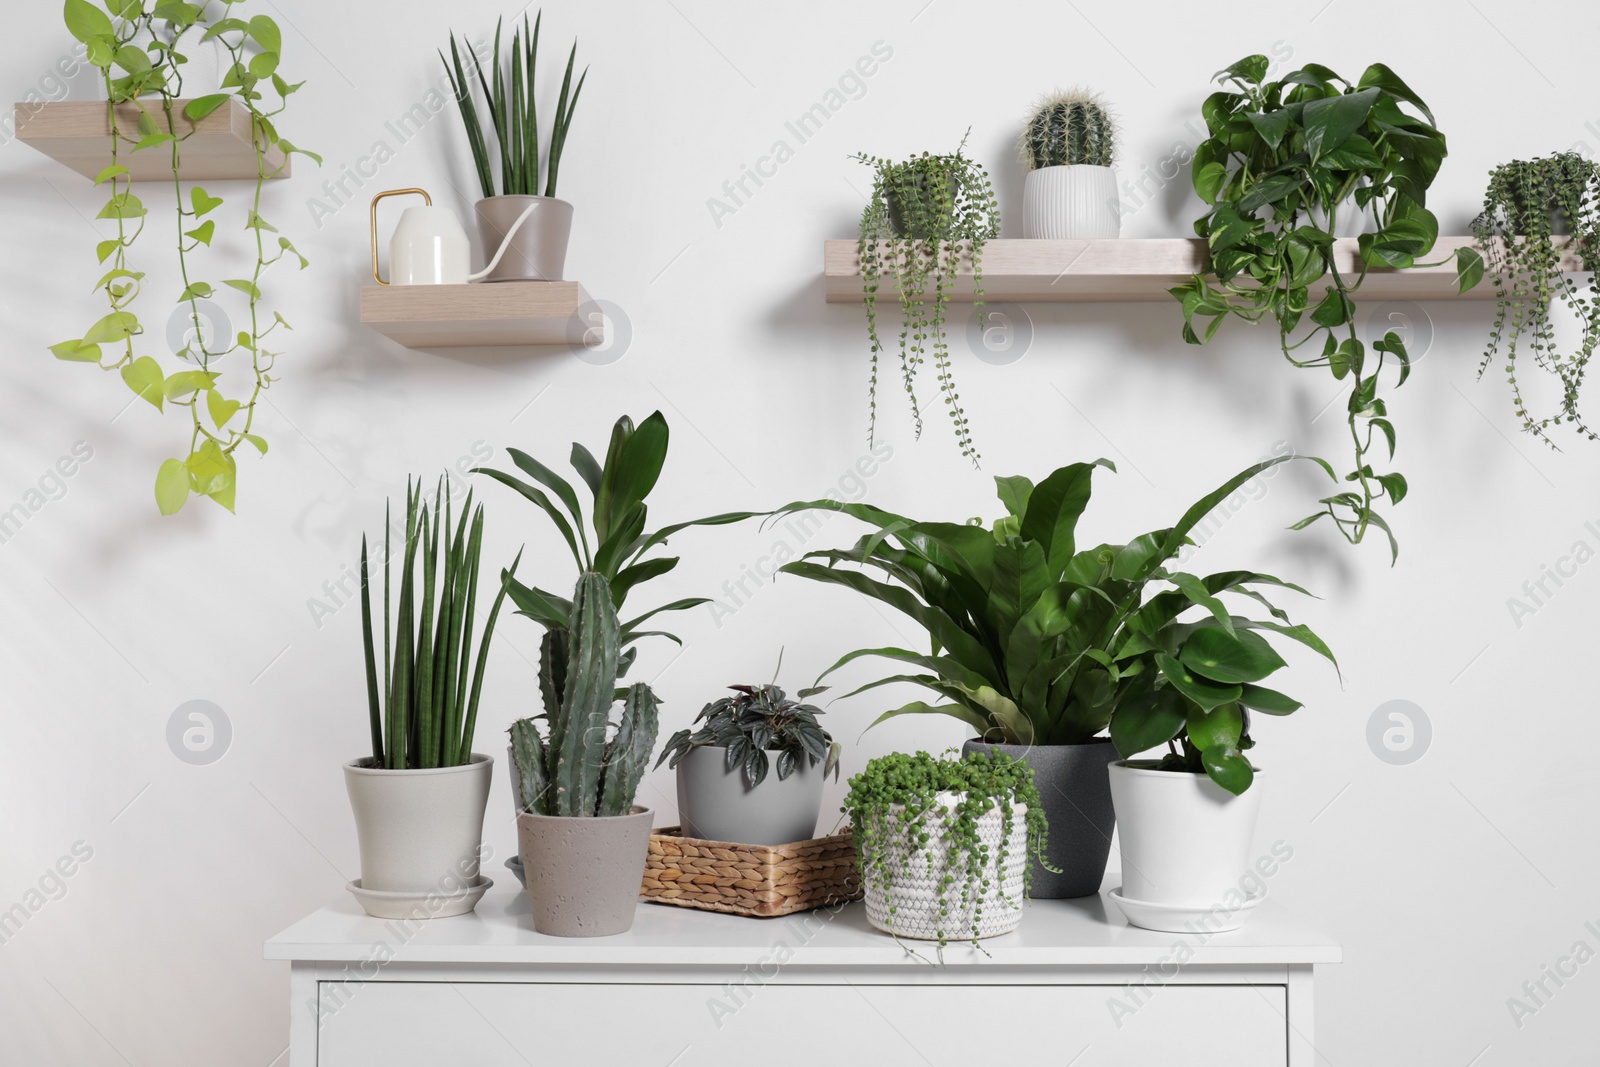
[359,478,516,769]
[509,571,657,817]
[777,457,1336,792]
[53,0,318,516]
[474,412,757,672]
[1170,56,1481,560]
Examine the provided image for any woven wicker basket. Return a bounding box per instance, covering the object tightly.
[640,827,862,918]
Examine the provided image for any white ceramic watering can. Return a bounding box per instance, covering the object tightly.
[369,188,541,285]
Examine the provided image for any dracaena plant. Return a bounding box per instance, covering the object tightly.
[776,456,1337,793]
[1470,152,1600,445]
[474,412,757,674]
[1169,56,1482,561]
[52,0,318,516]
[358,478,516,769]
[656,669,842,788]
[854,131,1000,466]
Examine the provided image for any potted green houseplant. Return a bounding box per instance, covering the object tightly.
[1470,151,1600,445]
[845,749,1049,948]
[508,570,659,937]
[1019,89,1120,238]
[656,670,842,846]
[1168,55,1481,560]
[776,454,1334,899]
[346,479,515,919]
[442,11,585,281]
[854,133,1000,465]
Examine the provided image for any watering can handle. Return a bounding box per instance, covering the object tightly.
[369,188,432,285]
[465,200,543,282]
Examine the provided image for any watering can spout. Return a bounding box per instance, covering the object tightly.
[369,190,554,286]
[464,201,541,282]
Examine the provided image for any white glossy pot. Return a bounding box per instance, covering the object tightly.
[344,754,492,916]
[862,792,1028,941]
[1021,165,1121,239]
[1108,762,1261,911]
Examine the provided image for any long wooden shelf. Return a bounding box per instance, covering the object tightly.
[824,236,1577,303]
[13,98,288,181]
[360,281,596,349]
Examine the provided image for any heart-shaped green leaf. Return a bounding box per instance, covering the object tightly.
[1179,625,1287,684]
[1156,652,1241,711]
[120,356,166,410]
[1201,745,1255,795]
[190,187,224,217]
[1187,702,1243,751]
[49,339,102,363]
[206,389,240,429]
[83,311,139,344]
[155,458,190,516]
[184,220,216,246]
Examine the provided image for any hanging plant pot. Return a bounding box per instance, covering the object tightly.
[473,195,573,282]
[860,791,1029,941]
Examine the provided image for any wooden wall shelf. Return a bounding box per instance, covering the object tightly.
[360,281,595,349]
[13,98,288,182]
[823,237,1573,304]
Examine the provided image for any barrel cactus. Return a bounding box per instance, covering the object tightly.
[510,571,660,817]
[1020,90,1117,170]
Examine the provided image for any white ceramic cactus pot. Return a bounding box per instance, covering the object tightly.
[1022,165,1121,239]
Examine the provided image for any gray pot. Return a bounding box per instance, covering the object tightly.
[474,195,573,282]
[516,806,653,937]
[961,739,1118,898]
[676,745,824,846]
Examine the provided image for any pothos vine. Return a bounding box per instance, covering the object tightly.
[844,749,1050,951]
[52,0,317,515]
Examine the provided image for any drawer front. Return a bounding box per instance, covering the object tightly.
[317,980,1287,1066]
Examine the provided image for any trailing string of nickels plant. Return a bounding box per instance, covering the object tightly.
[51,0,317,516]
[855,130,999,467]
[1471,152,1600,446]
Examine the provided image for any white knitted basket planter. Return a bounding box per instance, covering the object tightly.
[860,793,1029,941]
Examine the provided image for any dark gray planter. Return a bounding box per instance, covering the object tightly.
[676,745,823,846]
[962,738,1118,899]
[515,806,653,937]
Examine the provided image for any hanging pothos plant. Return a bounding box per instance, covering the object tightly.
[1170,56,1482,561]
[1470,152,1600,445]
[855,132,999,466]
[51,0,318,516]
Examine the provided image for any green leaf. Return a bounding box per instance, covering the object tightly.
[1356,62,1435,124]
[83,311,139,344]
[184,220,215,245]
[93,164,128,185]
[1215,55,1268,86]
[1244,109,1293,149]
[1310,288,1352,328]
[241,433,268,455]
[120,356,165,410]
[1179,625,1287,684]
[247,14,281,53]
[867,700,992,737]
[1454,246,1485,293]
[49,339,102,363]
[1187,702,1243,751]
[1377,472,1408,505]
[179,281,213,301]
[249,51,279,80]
[1109,689,1189,758]
[97,192,146,219]
[190,187,223,217]
[86,36,113,68]
[1201,745,1254,795]
[1239,683,1301,716]
[155,459,190,515]
[1302,87,1379,159]
[206,389,240,428]
[1193,161,1227,203]
[95,239,120,263]
[183,94,231,122]
[164,369,219,399]
[1156,652,1241,711]
[64,0,113,43]
[223,278,260,300]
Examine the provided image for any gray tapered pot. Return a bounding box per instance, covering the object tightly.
[675,745,824,846]
[474,195,573,282]
[961,739,1118,898]
[516,806,653,937]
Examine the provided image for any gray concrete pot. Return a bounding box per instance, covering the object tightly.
[675,745,824,846]
[516,806,653,937]
[961,739,1118,898]
[474,195,573,282]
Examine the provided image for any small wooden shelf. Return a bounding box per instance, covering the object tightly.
[360,281,595,349]
[13,98,288,182]
[824,236,1574,303]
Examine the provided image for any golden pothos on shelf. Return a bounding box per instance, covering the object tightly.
[51,0,318,515]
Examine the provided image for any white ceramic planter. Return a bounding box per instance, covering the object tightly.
[1021,165,1121,239]
[676,745,824,846]
[343,754,493,918]
[1108,762,1262,923]
[861,792,1028,941]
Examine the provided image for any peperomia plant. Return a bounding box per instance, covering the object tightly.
[1470,152,1600,445]
[655,673,842,788]
[1169,56,1479,561]
[777,455,1336,793]
[855,132,1000,466]
[844,749,1049,948]
[52,0,317,516]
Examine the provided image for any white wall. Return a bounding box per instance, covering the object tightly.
[3,0,1598,1062]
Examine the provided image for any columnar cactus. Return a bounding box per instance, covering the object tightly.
[1020,90,1117,170]
[510,571,661,817]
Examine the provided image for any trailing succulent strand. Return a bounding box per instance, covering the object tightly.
[855,130,999,466]
[844,750,1049,949]
[1019,89,1116,170]
[1470,152,1600,445]
[509,571,660,817]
